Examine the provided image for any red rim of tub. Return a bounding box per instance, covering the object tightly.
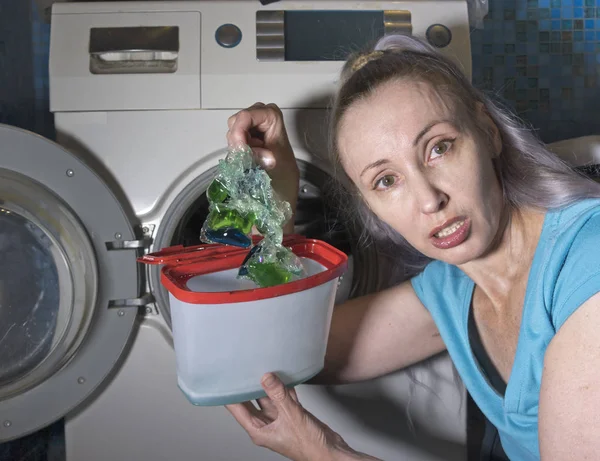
[138,235,348,304]
[138,234,302,266]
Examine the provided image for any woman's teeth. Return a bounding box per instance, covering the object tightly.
[435,220,465,238]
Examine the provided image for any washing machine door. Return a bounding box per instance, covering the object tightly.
[0,124,142,442]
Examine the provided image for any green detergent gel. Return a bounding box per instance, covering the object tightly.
[200,145,305,287]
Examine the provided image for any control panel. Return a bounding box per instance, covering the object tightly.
[49,1,471,112]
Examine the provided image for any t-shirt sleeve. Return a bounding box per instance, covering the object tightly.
[552,213,600,331]
[410,261,445,311]
[410,265,427,303]
[410,260,468,318]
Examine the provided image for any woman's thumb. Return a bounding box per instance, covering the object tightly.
[251,147,276,171]
[261,373,292,406]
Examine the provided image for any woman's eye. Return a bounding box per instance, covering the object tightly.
[430,140,453,159]
[374,175,396,190]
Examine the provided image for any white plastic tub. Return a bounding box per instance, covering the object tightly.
[140,235,348,406]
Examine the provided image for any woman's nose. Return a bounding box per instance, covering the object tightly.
[412,176,448,214]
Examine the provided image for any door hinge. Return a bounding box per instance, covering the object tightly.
[109,293,155,309]
[105,237,153,251]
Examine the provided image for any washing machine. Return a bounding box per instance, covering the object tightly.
[1,1,474,460]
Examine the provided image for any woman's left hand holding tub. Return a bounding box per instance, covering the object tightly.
[226,373,381,461]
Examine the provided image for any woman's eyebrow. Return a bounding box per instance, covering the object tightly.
[412,120,451,147]
[360,159,391,178]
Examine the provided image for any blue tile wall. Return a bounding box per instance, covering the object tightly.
[0,0,53,140]
[0,0,36,133]
[471,0,600,142]
[31,2,54,140]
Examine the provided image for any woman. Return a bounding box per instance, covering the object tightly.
[224,34,600,461]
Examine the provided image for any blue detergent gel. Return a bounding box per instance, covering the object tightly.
[203,228,251,248]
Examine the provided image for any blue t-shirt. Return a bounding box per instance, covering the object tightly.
[411,198,600,460]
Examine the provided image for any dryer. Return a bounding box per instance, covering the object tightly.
[1,1,473,460]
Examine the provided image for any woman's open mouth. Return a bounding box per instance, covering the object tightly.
[430,217,471,249]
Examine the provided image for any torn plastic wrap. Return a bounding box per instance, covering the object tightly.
[238,238,305,287]
[201,145,305,287]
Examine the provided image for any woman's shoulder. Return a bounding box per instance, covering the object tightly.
[410,260,470,311]
[541,198,600,329]
[549,197,600,230]
[543,198,600,257]
[413,259,467,284]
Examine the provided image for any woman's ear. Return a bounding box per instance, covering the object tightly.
[476,102,502,157]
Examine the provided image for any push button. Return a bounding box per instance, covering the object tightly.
[215,24,242,48]
[426,24,452,48]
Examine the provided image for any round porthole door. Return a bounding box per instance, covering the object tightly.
[0,124,144,441]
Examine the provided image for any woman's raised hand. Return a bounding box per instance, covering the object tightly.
[227,103,300,229]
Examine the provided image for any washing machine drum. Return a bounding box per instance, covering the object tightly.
[0,124,141,442]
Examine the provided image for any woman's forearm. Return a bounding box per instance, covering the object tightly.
[331,445,383,461]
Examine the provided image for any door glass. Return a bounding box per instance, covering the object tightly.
[0,169,98,399]
[0,209,61,386]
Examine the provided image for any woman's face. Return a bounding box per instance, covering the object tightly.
[337,79,504,265]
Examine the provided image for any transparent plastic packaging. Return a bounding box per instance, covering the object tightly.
[201,145,305,287]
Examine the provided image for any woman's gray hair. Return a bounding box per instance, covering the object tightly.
[328,34,600,296]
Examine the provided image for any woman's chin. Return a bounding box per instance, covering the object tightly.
[423,240,484,267]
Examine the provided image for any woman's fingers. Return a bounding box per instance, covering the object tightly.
[250,147,276,170]
[227,106,279,148]
[244,374,302,423]
[226,102,267,130]
[225,402,270,430]
[261,373,295,410]
[247,137,265,148]
[224,103,299,213]
[225,373,346,460]
[288,387,301,404]
[256,396,278,420]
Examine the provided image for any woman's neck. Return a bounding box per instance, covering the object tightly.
[458,206,546,308]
